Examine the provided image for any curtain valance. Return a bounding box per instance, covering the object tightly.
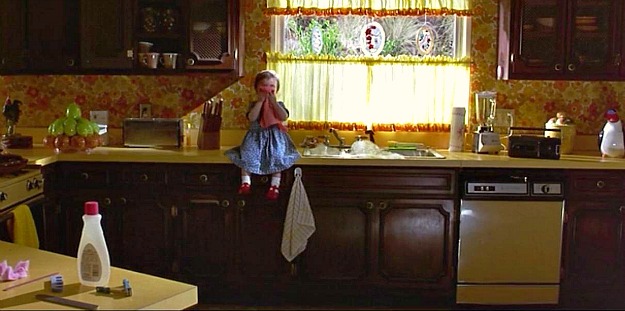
[265,0,471,16]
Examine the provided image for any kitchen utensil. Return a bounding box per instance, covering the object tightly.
[3,272,59,291]
[197,98,222,150]
[36,294,98,310]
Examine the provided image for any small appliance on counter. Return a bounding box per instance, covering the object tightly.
[508,127,561,159]
[123,118,183,148]
[472,91,503,154]
[598,108,625,158]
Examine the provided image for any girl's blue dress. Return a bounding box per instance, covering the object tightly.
[225,101,301,175]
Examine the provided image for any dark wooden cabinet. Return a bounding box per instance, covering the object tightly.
[298,166,458,302]
[0,0,79,73]
[0,0,243,74]
[561,170,625,309]
[498,0,622,80]
[0,0,27,71]
[43,162,458,305]
[80,0,134,69]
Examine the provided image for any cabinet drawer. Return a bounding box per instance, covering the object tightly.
[60,164,111,188]
[168,164,236,188]
[568,170,625,197]
[300,166,456,196]
[121,164,167,185]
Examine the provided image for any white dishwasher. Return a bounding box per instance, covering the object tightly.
[456,169,564,306]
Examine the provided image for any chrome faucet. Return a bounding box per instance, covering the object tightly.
[328,128,345,146]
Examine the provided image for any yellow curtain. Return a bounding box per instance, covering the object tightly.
[267,52,470,130]
[266,0,472,16]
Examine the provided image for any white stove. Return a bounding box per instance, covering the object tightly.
[0,167,44,213]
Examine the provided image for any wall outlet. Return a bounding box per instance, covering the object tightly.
[89,110,109,125]
[140,104,152,118]
[495,109,514,128]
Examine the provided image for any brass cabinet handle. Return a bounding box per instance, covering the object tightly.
[139,174,149,182]
[554,63,562,71]
[66,58,75,67]
[567,63,576,72]
[80,172,89,180]
[186,58,195,66]
[619,206,625,213]
[199,174,208,183]
[366,201,374,210]
[596,180,605,189]
[379,201,388,210]
[260,176,269,184]
[237,200,245,208]
[119,197,127,205]
[103,197,112,205]
[171,206,178,217]
[222,200,230,208]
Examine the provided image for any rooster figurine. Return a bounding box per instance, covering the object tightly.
[599,108,625,158]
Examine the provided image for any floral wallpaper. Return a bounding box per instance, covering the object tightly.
[0,0,621,135]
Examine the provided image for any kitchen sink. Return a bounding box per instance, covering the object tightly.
[301,145,445,159]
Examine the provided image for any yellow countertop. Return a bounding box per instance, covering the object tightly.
[0,241,197,310]
[5,145,625,170]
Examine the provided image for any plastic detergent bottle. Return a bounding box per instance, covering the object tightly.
[77,201,110,287]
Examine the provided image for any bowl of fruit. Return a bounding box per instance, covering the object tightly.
[43,103,103,153]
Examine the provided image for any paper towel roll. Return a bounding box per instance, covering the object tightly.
[449,107,466,152]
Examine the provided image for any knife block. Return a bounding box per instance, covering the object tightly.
[197,115,220,150]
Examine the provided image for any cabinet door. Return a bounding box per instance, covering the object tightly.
[0,0,27,72]
[561,200,625,308]
[178,193,232,280]
[506,0,565,78]
[118,193,173,278]
[25,0,79,72]
[375,199,456,290]
[300,197,370,284]
[183,0,243,73]
[567,0,620,78]
[80,0,133,69]
[235,194,292,282]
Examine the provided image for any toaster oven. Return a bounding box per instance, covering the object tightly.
[123,118,184,148]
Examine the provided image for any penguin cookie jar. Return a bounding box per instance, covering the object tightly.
[599,108,625,158]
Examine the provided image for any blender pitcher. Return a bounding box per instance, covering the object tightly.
[472,91,504,154]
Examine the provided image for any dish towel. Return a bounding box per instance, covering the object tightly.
[281,167,315,262]
[10,204,39,249]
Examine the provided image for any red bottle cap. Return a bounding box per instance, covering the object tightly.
[84,201,99,215]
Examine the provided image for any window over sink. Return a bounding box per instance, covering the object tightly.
[266,1,471,132]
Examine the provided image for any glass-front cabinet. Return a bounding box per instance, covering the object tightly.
[498,0,621,80]
[133,0,243,74]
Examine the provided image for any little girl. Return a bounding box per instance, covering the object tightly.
[225,70,300,200]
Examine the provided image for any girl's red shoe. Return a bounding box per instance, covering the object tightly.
[266,185,279,200]
[238,183,251,195]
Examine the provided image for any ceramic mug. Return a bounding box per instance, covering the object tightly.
[139,52,159,69]
[138,41,153,53]
[160,53,179,69]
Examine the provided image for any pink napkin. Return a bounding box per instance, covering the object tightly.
[258,87,287,132]
[0,260,29,281]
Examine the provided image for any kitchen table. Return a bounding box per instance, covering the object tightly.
[0,241,197,310]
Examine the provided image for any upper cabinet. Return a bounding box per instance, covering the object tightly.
[0,0,80,73]
[498,0,621,81]
[0,0,243,75]
[81,0,134,69]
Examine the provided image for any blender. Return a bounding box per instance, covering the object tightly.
[472,91,503,154]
